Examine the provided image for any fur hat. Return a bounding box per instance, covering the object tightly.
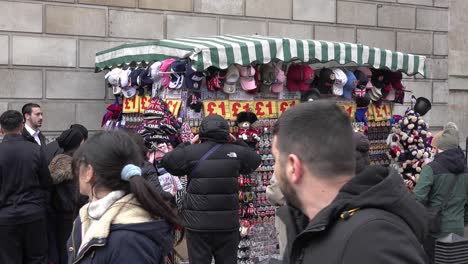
[433,122,460,151]
[237,112,258,125]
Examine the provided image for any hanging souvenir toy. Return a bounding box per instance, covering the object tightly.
[236,112,261,148]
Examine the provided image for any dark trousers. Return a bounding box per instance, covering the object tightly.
[0,218,48,264]
[423,236,435,264]
[186,230,239,264]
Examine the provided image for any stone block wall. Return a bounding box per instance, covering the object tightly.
[0,0,453,142]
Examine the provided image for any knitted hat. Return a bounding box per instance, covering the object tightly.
[434,122,459,151]
[57,128,84,153]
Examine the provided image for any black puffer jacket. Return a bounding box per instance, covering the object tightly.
[162,115,261,231]
[280,166,428,264]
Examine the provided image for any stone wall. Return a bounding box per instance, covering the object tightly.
[0,0,452,142]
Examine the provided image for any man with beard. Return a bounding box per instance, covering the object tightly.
[21,103,46,146]
[273,101,427,264]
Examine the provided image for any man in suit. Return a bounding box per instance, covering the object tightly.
[21,103,46,146]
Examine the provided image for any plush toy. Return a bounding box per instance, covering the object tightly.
[236,112,261,144]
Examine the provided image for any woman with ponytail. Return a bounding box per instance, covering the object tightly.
[68,131,181,264]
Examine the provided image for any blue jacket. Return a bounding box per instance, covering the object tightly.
[67,194,174,264]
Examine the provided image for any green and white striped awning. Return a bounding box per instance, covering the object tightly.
[95,35,426,77]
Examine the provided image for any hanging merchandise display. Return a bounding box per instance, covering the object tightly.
[96,34,428,263]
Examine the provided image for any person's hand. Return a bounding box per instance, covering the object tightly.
[404,179,414,190]
[229,133,237,143]
[147,151,155,163]
[190,135,200,144]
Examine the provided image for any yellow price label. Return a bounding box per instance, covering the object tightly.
[123,96,140,113]
[277,100,299,115]
[371,104,392,121]
[164,99,181,116]
[203,100,230,119]
[339,103,357,119]
[230,101,253,119]
[139,95,152,113]
[254,100,277,118]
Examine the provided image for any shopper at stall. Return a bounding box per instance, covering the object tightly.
[0,110,51,263]
[162,114,261,264]
[45,124,88,165]
[354,132,371,174]
[48,128,85,264]
[68,131,180,263]
[21,102,46,146]
[274,101,427,264]
[413,122,468,263]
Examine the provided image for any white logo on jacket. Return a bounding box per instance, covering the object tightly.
[227,152,237,158]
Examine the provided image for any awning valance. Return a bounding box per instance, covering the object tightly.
[95,35,426,77]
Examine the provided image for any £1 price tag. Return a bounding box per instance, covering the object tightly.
[277,100,299,115]
[203,100,230,119]
[164,99,181,116]
[123,96,140,113]
[254,100,277,118]
[339,103,357,119]
[139,95,152,113]
[230,101,252,119]
[371,104,391,121]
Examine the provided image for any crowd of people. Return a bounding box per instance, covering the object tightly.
[0,101,467,264]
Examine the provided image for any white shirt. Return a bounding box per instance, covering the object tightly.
[25,124,41,145]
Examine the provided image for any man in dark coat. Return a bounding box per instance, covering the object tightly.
[273,101,427,264]
[0,110,52,263]
[21,103,46,146]
[162,114,261,264]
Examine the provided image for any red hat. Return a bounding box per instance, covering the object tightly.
[389,71,404,90]
[286,64,315,91]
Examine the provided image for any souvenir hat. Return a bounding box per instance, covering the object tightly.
[389,71,404,90]
[149,61,162,81]
[301,88,321,102]
[271,65,285,94]
[332,69,347,96]
[223,64,240,94]
[413,97,431,116]
[185,62,204,89]
[137,69,153,88]
[357,67,373,89]
[122,87,136,98]
[119,69,131,88]
[371,69,386,89]
[129,69,144,87]
[343,70,357,99]
[286,64,315,91]
[105,68,123,95]
[159,59,176,88]
[168,61,186,90]
[354,70,368,90]
[318,68,335,94]
[205,67,226,92]
[368,86,383,102]
[238,65,257,91]
[259,64,276,92]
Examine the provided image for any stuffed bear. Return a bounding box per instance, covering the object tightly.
[236,112,261,148]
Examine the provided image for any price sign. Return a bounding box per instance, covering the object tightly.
[277,100,299,115]
[365,107,373,121]
[254,100,277,118]
[203,100,230,119]
[339,103,357,119]
[230,101,252,119]
[164,99,181,116]
[139,95,152,113]
[123,96,140,113]
[371,104,392,121]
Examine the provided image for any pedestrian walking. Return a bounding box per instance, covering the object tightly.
[67,131,180,263]
[413,122,468,263]
[273,101,427,264]
[162,114,261,264]
[0,110,52,263]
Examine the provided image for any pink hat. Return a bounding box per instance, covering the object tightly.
[159,59,176,88]
[237,65,257,91]
[271,65,285,93]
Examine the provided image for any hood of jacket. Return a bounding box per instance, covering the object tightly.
[49,153,73,184]
[199,114,229,143]
[304,166,427,242]
[75,194,173,260]
[432,148,466,174]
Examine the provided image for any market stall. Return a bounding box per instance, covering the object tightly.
[96,34,427,263]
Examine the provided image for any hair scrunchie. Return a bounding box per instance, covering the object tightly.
[121,164,142,181]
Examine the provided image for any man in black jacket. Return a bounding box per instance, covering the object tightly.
[162,114,261,264]
[21,103,46,146]
[273,101,427,264]
[0,110,52,263]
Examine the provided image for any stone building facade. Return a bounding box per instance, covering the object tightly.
[0,0,466,147]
